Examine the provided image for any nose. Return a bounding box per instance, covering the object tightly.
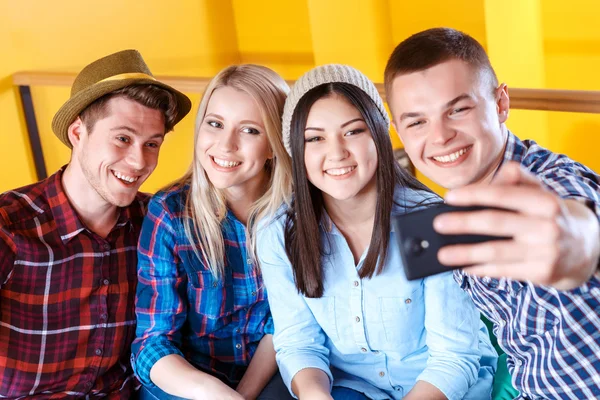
[430,119,457,146]
[125,145,147,171]
[327,135,349,161]
[218,128,238,153]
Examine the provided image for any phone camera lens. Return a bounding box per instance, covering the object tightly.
[405,238,424,256]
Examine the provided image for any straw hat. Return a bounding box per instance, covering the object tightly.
[51,49,192,148]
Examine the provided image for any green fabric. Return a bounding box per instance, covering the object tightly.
[480,315,519,400]
[492,354,519,400]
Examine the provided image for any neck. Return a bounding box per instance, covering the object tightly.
[478,126,510,185]
[62,163,119,238]
[224,171,269,225]
[323,178,377,233]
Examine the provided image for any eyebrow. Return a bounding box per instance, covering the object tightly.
[305,117,364,131]
[205,113,223,120]
[110,126,164,140]
[205,114,264,128]
[399,93,474,121]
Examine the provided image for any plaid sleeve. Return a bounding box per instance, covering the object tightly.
[131,195,188,386]
[538,164,600,222]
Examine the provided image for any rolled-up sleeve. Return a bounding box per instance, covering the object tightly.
[256,215,333,398]
[416,271,483,400]
[131,196,188,386]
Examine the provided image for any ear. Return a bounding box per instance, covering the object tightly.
[67,117,86,148]
[495,83,510,124]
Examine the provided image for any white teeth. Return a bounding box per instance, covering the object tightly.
[213,157,241,168]
[112,170,138,183]
[433,147,468,163]
[326,166,356,176]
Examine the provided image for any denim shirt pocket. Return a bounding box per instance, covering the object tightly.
[378,286,425,353]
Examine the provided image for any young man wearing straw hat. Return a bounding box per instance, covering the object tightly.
[385,28,600,399]
[0,50,191,399]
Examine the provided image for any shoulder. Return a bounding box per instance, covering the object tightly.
[518,141,600,189]
[147,183,189,216]
[392,186,441,216]
[256,203,290,245]
[0,179,50,229]
[517,138,584,175]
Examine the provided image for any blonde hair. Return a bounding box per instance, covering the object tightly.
[172,65,291,277]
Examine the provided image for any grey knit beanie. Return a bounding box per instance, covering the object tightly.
[282,64,390,156]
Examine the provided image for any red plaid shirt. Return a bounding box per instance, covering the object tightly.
[0,167,147,399]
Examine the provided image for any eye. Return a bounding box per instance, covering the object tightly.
[450,107,470,115]
[207,120,223,129]
[116,136,130,143]
[406,120,425,129]
[242,127,260,135]
[305,136,323,143]
[345,128,365,136]
[145,142,161,149]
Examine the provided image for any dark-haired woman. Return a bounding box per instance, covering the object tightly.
[256,65,496,400]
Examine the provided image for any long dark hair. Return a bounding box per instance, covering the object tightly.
[284,82,431,298]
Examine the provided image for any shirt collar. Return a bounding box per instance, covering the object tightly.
[494,130,527,175]
[45,166,135,243]
[45,166,86,243]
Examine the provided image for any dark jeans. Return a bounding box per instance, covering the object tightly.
[139,372,291,400]
[331,386,370,400]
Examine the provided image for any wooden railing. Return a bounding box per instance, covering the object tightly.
[14,71,600,113]
[12,71,600,180]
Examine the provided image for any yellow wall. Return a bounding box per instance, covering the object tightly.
[2,0,599,196]
[0,0,240,193]
[542,0,600,171]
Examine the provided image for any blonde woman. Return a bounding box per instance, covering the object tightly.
[132,65,293,400]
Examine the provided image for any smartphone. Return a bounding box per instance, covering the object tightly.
[392,204,512,281]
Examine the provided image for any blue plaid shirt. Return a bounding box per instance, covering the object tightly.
[131,184,273,388]
[455,131,600,399]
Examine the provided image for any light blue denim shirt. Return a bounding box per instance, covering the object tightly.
[257,187,496,400]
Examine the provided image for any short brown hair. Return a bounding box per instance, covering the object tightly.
[80,84,179,134]
[384,28,498,98]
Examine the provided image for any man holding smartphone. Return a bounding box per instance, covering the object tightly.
[385,28,600,399]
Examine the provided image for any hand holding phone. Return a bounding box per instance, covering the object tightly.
[392,204,512,280]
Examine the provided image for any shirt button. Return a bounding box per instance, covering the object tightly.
[246,258,252,265]
[353,281,359,287]
[84,381,93,390]
[355,316,361,323]
[95,348,102,356]
[212,282,218,288]
[251,291,257,296]
[102,279,110,286]
[361,347,367,352]
[516,359,523,366]
[405,298,412,304]
[100,313,108,321]
[236,328,241,333]
[379,371,385,377]
[235,343,242,349]
[103,243,110,251]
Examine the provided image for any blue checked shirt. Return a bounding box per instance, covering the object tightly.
[455,131,600,399]
[131,184,273,388]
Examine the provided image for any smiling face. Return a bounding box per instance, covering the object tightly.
[70,96,165,207]
[196,86,272,197]
[303,93,378,204]
[389,59,509,189]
